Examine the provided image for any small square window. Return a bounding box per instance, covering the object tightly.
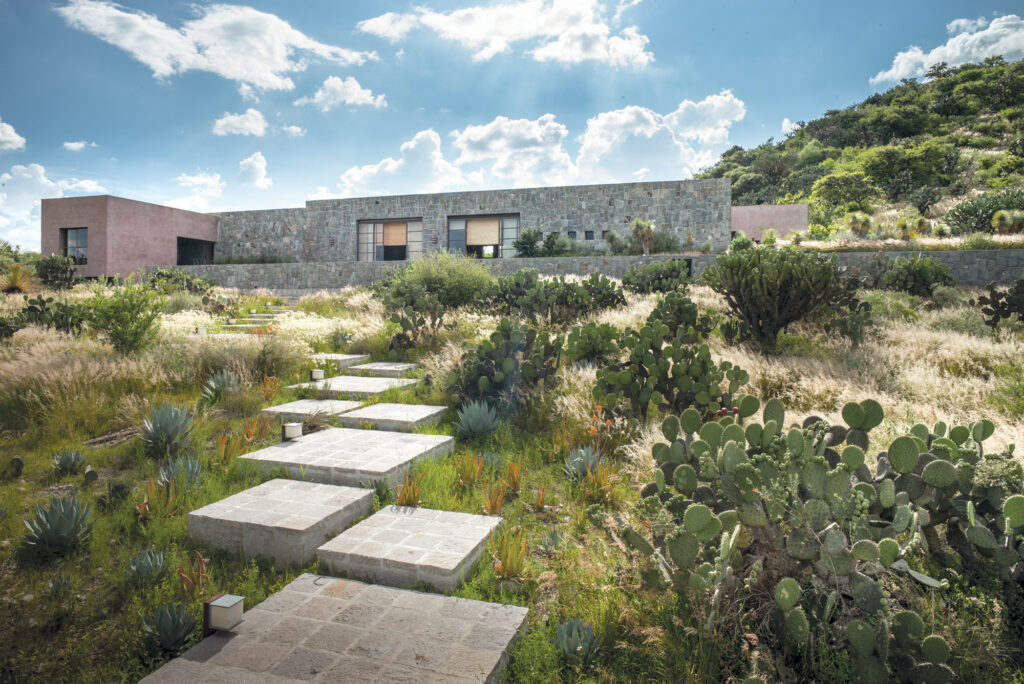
[602,230,611,240]
[584,230,594,240]
[567,230,577,240]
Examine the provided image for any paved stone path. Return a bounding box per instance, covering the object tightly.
[335,403,446,432]
[310,353,370,370]
[141,574,528,684]
[261,399,362,423]
[348,361,418,378]
[288,375,419,399]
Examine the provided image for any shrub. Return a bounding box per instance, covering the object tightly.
[35,255,78,290]
[22,496,92,558]
[881,254,956,297]
[646,292,715,343]
[19,295,86,334]
[945,189,1024,235]
[728,233,754,253]
[1,264,37,294]
[566,322,619,365]
[489,271,624,326]
[455,400,499,439]
[974,278,1024,328]
[142,604,195,654]
[87,278,162,354]
[622,259,690,294]
[162,291,204,314]
[140,404,195,460]
[384,251,495,310]
[144,267,213,296]
[0,317,20,340]
[621,398,1022,682]
[382,280,445,349]
[512,228,543,257]
[556,618,601,671]
[542,232,572,256]
[701,245,847,352]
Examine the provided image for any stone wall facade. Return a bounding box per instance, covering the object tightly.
[179,248,1024,298]
[213,179,732,262]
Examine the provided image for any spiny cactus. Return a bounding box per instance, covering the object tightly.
[622,259,690,294]
[22,495,92,558]
[566,322,619,365]
[51,448,85,476]
[488,270,624,325]
[382,280,446,349]
[455,400,499,439]
[645,292,715,344]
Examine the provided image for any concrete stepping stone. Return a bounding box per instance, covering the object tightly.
[348,361,418,378]
[188,480,372,566]
[317,505,502,592]
[288,375,418,399]
[310,352,370,370]
[335,403,446,432]
[261,399,362,423]
[140,573,528,684]
[239,428,453,487]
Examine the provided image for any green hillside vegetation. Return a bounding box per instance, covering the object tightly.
[699,56,1024,238]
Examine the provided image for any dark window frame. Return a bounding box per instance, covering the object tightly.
[60,227,88,265]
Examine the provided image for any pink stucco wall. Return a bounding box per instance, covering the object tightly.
[731,204,808,241]
[40,195,218,278]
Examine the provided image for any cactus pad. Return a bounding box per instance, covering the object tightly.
[851,539,880,562]
[851,573,882,614]
[694,514,722,542]
[666,530,699,569]
[888,436,919,474]
[878,538,899,568]
[847,619,874,657]
[804,499,830,531]
[763,397,785,426]
[786,528,819,560]
[801,461,827,499]
[921,635,950,664]
[739,502,768,527]
[1003,494,1024,528]
[785,606,809,644]
[878,479,896,508]
[892,610,924,648]
[774,577,801,612]
[824,528,848,556]
[673,464,698,494]
[622,527,654,555]
[971,419,994,443]
[841,445,865,471]
[662,415,680,442]
[683,503,712,532]
[966,524,998,549]
[842,402,865,430]
[921,459,957,488]
[846,428,869,451]
[909,663,954,684]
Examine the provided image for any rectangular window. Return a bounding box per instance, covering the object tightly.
[602,230,611,240]
[357,219,420,262]
[567,230,577,240]
[61,228,88,265]
[585,230,594,241]
[449,214,519,258]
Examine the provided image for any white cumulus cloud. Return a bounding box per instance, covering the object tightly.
[165,171,224,212]
[451,114,575,186]
[238,83,259,103]
[0,163,106,249]
[212,109,267,136]
[239,151,272,189]
[358,0,653,67]
[282,125,306,137]
[0,118,26,152]
[294,76,386,111]
[63,140,98,151]
[781,118,801,134]
[871,14,1024,84]
[338,129,474,197]
[56,0,377,91]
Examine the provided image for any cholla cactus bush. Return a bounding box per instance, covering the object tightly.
[621,396,1024,682]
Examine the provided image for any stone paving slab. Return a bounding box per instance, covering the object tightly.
[261,399,363,423]
[335,403,446,432]
[317,506,502,592]
[348,361,418,378]
[239,428,453,487]
[310,353,370,370]
[188,480,372,566]
[140,573,528,684]
[288,375,418,399]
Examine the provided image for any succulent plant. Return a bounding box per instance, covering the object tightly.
[142,603,196,654]
[129,549,166,584]
[140,404,195,460]
[51,448,85,476]
[555,618,601,670]
[645,292,715,344]
[488,269,624,326]
[565,322,619,365]
[622,259,690,294]
[455,400,499,439]
[47,574,73,599]
[563,446,602,483]
[22,495,92,558]
[201,369,243,404]
[382,280,446,349]
[157,455,203,490]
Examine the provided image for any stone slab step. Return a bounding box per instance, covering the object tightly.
[289,375,418,399]
[218,324,261,331]
[188,479,372,567]
[335,403,446,432]
[140,573,528,684]
[310,352,370,371]
[239,427,453,487]
[261,399,362,423]
[348,361,419,378]
[317,505,502,592]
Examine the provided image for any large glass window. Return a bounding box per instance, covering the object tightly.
[448,214,519,258]
[356,219,421,262]
[61,228,88,265]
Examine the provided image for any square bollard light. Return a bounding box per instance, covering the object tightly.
[203,593,244,636]
[282,422,302,441]
[310,368,325,381]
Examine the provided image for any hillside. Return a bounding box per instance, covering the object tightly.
[699,56,1024,232]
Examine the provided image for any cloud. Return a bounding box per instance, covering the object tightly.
[165,171,224,211]
[0,163,106,249]
[781,117,801,134]
[282,125,306,137]
[358,0,654,67]
[307,186,339,200]
[613,0,642,24]
[212,109,267,136]
[56,0,377,91]
[238,83,259,103]
[239,151,272,189]
[871,14,1024,84]
[0,118,26,152]
[338,129,473,196]
[294,76,386,111]
[324,90,744,197]
[63,140,98,151]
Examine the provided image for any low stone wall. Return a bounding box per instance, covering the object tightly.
[178,248,1024,297]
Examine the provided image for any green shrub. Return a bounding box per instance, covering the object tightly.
[19,295,86,334]
[35,255,79,290]
[86,278,162,354]
[881,254,956,297]
[973,278,1024,328]
[0,317,20,340]
[566,322,619,365]
[512,228,543,257]
[728,232,754,252]
[140,404,195,460]
[162,291,205,314]
[384,251,495,310]
[945,189,1024,235]
[489,271,624,325]
[622,259,690,294]
[144,267,213,296]
[701,245,847,352]
[646,292,715,343]
[22,495,92,559]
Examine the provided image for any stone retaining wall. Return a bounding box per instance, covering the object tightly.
[179,248,1024,297]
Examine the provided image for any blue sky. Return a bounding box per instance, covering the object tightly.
[1,0,1023,249]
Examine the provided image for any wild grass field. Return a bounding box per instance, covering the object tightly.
[1,249,1023,683]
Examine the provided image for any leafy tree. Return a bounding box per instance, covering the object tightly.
[511,228,543,257]
[630,218,654,256]
[809,170,882,213]
[86,277,163,354]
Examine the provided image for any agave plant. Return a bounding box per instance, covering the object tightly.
[201,369,243,404]
[142,603,196,654]
[556,618,601,670]
[22,496,92,558]
[563,446,602,483]
[157,455,203,490]
[455,400,499,439]
[51,448,85,476]
[140,404,194,460]
[360,478,393,509]
[129,549,166,584]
